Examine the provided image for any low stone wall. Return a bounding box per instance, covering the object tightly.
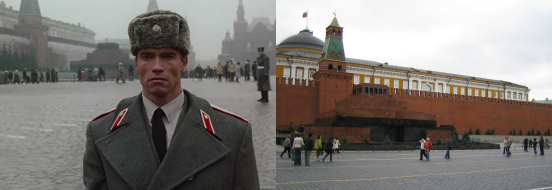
[469,135,550,144]
[340,143,500,151]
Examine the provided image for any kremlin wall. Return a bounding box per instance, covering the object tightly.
[276,16,552,143]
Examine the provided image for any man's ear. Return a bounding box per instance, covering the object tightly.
[134,57,139,73]
[181,56,188,73]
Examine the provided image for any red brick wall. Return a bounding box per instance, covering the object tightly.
[426,130,452,144]
[304,126,372,144]
[276,77,319,129]
[391,89,552,135]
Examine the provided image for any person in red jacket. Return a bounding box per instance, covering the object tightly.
[425,137,433,161]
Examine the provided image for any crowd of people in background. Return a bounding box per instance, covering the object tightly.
[280,134,341,166]
[0,68,59,84]
[76,66,107,82]
[191,59,259,83]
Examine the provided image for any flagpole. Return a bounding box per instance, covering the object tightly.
[307,10,309,29]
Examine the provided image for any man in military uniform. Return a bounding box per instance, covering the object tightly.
[116,62,126,83]
[83,10,259,190]
[244,60,251,81]
[256,47,271,103]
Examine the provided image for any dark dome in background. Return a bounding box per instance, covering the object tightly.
[277,29,324,50]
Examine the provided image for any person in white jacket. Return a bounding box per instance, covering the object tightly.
[235,62,242,82]
[333,138,341,154]
[291,134,304,166]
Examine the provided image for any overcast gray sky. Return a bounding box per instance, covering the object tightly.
[277,0,552,100]
[2,0,275,60]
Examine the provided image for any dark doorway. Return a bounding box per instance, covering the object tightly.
[385,126,405,142]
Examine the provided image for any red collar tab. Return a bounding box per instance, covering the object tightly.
[211,105,249,123]
[200,109,215,135]
[110,108,129,131]
[91,108,116,122]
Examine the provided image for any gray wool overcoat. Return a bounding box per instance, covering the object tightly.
[83,90,259,190]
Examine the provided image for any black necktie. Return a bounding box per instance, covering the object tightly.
[152,108,167,162]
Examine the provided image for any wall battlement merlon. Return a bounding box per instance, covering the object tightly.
[276,77,318,87]
[389,88,551,109]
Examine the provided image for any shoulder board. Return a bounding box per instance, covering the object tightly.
[91,108,116,122]
[211,104,249,123]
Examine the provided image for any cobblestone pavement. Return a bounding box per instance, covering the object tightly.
[276,146,552,190]
[0,77,275,190]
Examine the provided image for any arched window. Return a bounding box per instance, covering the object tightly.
[337,65,342,71]
[422,84,432,92]
[328,64,334,70]
[333,28,335,34]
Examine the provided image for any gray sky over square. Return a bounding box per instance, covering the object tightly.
[277,0,552,100]
[1,0,275,60]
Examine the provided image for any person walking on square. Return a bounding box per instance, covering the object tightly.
[322,137,334,162]
[216,63,223,81]
[425,137,432,161]
[244,60,251,81]
[256,47,271,103]
[235,62,242,83]
[529,139,533,149]
[533,138,538,155]
[83,10,259,189]
[524,137,529,152]
[539,136,545,155]
[252,61,257,81]
[444,137,452,159]
[333,138,340,154]
[292,134,304,165]
[280,135,291,158]
[320,137,326,156]
[303,133,314,166]
[420,138,428,160]
[314,135,322,161]
[503,136,508,155]
[546,138,549,149]
[505,136,512,157]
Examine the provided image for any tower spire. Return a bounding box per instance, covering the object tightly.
[237,0,245,21]
[147,0,158,12]
[19,0,41,17]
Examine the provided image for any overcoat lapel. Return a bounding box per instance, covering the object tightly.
[95,95,159,190]
[147,91,231,190]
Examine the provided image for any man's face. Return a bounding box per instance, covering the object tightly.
[135,48,187,97]
[259,51,264,55]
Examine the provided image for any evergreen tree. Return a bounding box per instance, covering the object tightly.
[435,135,442,145]
[462,131,471,144]
[531,128,535,135]
[342,132,348,145]
[546,128,551,136]
[485,129,492,135]
[382,135,392,145]
[452,130,459,145]
[468,127,473,135]
[512,128,516,135]
[519,129,523,136]
[509,130,513,135]
[475,128,481,135]
[491,128,495,135]
[527,130,531,136]
[536,129,541,136]
[288,122,294,132]
[362,134,370,145]
[298,121,304,133]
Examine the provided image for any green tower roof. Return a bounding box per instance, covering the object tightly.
[330,17,340,27]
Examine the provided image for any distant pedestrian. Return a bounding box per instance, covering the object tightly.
[314,135,323,161]
[292,134,304,166]
[425,137,432,161]
[533,138,538,155]
[539,136,544,155]
[320,137,326,156]
[444,137,452,159]
[524,137,528,152]
[303,133,314,166]
[505,136,512,157]
[529,139,533,149]
[322,137,334,162]
[546,138,549,149]
[420,138,428,160]
[333,138,341,154]
[280,135,291,158]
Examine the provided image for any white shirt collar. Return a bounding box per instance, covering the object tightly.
[142,91,186,124]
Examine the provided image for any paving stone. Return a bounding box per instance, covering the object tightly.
[0,77,275,189]
[276,147,552,189]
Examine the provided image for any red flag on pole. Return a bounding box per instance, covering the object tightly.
[303,12,308,18]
